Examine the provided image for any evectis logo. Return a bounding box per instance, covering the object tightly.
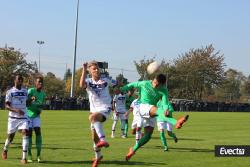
[215,145,250,157]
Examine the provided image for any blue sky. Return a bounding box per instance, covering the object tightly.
[0,0,250,82]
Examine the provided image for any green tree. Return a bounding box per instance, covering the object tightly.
[0,46,37,92]
[173,44,225,100]
[116,73,128,85]
[215,69,245,102]
[43,72,65,97]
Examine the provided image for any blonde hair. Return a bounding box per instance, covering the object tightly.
[87,60,99,69]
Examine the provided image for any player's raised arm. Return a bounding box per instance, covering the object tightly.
[79,63,88,89]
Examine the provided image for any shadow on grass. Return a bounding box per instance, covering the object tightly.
[153,146,214,153]
[151,137,205,141]
[44,160,166,166]
[1,143,87,151]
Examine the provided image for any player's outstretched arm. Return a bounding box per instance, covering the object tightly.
[120,81,140,93]
[80,63,88,89]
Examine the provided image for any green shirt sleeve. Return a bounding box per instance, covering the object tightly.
[120,81,141,92]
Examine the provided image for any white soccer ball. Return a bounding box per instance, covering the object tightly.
[147,61,160,74]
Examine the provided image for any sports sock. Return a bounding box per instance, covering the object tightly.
[135,130,141,144]
[93,122,105,140]
[124,119,128,136]
[28,137,32,156]
[160,131,167,147]
[121,120,126,135]
[112,120,117,132]
[93,143,102,159]
[132,132,152,152]
[22,136,29,159]
[36,135,42,157]
[3,138,11,151]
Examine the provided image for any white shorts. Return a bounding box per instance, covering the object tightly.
[7,117,29,134]
[143,117,156,128]
[90,108,112,120]
[28,116,41,128]
[139,103,154,118]
[157,121,173,131]
[90,109,111,130]
[131,115,143,129]
[113,112,127,121]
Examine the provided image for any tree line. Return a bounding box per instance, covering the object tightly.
[1,45,250,103]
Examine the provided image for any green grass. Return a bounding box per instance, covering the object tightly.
[0,110,249,167]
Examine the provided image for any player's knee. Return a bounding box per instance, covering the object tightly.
[89,114,95,122]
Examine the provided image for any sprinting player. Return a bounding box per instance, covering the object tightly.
[120,74,189,161]
[1,74,29,164]
[80,61,114,167]
[129,96,143,144]
[27,76,46,163]
[124,89,135,137]
[111,88,127,138]
[156,99,178,151]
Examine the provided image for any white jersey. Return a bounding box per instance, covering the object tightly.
[85,77,112,112]
[5,87,28,118]
[113,93,126,113]
[130,99,140,117]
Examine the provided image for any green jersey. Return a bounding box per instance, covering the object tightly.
[121,80,170,106]
[156,100,174,122]
[27,88,46,118]
[125,94,135,110]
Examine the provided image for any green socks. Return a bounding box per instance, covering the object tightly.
[160,131,167,147]
[133,132,152,152]
[36,135,42,157]
[28,137,32,156]
[124,120,128,136]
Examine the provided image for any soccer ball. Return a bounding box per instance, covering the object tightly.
[147,61,160,74]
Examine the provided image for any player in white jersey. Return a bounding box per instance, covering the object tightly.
[1,75,29,164]
[111,90,127,138]
[129,98,144,144]
[80,61,114,167]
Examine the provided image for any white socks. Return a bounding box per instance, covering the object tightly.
[93,143,102,159]
[92,122,105,141]
[3,138,11,151]
[22,136,29,159]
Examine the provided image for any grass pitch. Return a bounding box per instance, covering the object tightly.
[0,110,249,167]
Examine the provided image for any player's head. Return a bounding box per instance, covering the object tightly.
[88,60,100,79]
[35,76,44,90]
[152,74,166,88]
[14,74,23,88]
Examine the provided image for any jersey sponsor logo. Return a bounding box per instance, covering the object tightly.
[89,82,108,90]
[11,92,27,97]
[118,96,126,100]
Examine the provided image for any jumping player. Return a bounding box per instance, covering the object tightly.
[120,74,189,161]
[80,61,114,167]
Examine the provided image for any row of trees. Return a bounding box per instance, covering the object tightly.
[134,45,250,103]
[1,45,250,103]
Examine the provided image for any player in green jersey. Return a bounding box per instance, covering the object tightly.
[124,89,135,137]
[27,76,46,163]
[156,100,178,151]
[120,74,189,161]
